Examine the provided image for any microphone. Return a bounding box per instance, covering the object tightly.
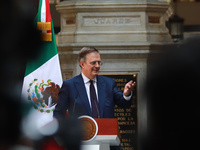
[72,93,79,115]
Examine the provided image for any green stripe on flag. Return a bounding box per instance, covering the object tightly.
[24,20,58,77]
[36,0,42,22]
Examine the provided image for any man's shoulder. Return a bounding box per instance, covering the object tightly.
[63,74,82,84]
[97,75,115,83]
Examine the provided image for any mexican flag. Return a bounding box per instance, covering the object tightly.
[21,0,62,127]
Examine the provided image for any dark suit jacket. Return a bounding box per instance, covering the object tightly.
[53,74,131,119]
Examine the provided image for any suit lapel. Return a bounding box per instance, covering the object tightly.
[74,74,92,116]
[97,75,106,117]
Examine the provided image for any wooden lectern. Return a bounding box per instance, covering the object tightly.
[80,116,121,150]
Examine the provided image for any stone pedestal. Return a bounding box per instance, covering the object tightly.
[56,0,172,73]
[56,0,172,149]
[57,0,171,45]
[57,0,172,46]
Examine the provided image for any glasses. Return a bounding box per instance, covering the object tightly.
[89,61,103,66]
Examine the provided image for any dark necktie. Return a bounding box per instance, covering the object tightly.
[89,80,100,118]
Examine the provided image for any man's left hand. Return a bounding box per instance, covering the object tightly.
[123,80,136,96]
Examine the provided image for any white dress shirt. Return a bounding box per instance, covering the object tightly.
[81,73,132,108]
[82,73,98,108]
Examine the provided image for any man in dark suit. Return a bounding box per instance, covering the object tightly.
[53,47,136,119]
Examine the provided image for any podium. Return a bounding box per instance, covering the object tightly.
[79,116,121,150]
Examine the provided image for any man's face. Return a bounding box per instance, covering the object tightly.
[80,52,101,79]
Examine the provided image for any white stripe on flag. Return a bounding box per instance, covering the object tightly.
[41,0,46,22]
[21,54,62,98]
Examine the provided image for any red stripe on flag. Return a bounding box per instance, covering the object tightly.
[45,0,52,33]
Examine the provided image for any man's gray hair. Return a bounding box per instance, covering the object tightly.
[78,47,99,63]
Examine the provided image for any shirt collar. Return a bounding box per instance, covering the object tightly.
[81,73,97,84]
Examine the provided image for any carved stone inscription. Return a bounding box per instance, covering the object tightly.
[102,74,137,150]
[83,16,140,26]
